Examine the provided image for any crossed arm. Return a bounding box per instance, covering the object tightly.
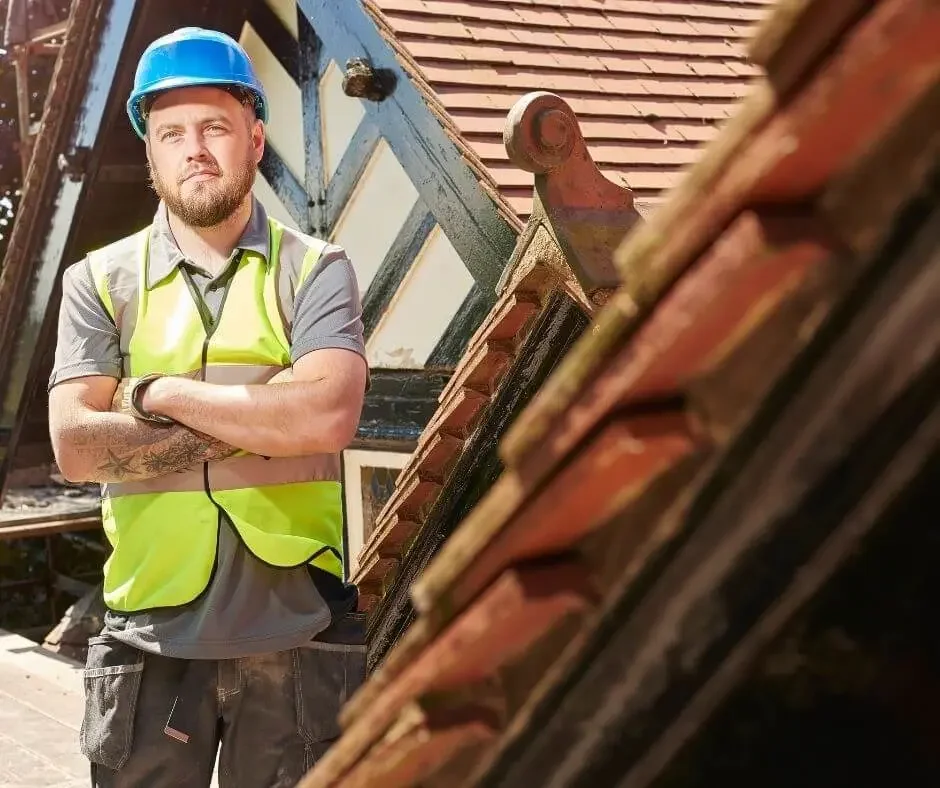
[48,348,367,484]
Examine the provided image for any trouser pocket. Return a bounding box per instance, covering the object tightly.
[80,634,145,770]
[294,612,367,768]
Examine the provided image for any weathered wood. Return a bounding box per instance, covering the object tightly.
[247,0,298,81]
[298,11,326,235]
[621,408,940,788]
[297,0,519,294]
[258,145,308,230]
[361,203,436,338]
[355,369,448,444]
[412,410,700,619]
[310,562,593,786]
[0,513,100,541]
[426,285,494,368]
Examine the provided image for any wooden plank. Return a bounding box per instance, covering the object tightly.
[247,0,299,82]
[0,514,100,541]
[307,562,593,786]
[324,120,381,232]
[425,285,493,368]
[411,411,700,619]
[622,409,940,788]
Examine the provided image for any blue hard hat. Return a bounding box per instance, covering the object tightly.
[126,27,268,139]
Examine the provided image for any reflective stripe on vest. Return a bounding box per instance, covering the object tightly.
[88,218,343,613]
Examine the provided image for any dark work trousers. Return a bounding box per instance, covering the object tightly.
[79,613,367,788]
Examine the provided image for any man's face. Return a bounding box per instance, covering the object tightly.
[146,86,264,228]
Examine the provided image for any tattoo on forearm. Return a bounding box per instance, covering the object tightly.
[93,424,236,482]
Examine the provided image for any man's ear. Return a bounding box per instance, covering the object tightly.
[251,118,265,164]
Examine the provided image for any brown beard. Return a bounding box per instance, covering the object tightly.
[148,149,256,228]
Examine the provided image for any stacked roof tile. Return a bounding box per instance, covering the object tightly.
[303,0,940,784]
[367,0,773,220]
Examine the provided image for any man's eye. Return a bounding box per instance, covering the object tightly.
[205,124,226,135]
[160,131,181,142]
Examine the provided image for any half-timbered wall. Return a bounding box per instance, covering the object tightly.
[238,0,481,374]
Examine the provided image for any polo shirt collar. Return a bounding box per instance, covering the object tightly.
[145,196,271,290]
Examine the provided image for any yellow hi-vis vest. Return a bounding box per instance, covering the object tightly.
[87,218,344,613]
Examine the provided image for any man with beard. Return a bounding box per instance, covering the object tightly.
[47,28,368,787]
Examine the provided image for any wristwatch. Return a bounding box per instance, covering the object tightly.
[125,374,175,425]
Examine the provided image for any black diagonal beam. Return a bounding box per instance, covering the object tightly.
[426,284,492,368]
[259,145,309,231]
[361,200,436,339]
[325,119,380,233]
[247,0,299,81]
[298,0,516,297]
[298,10,327,236]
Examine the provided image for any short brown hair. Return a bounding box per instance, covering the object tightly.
[140,85,257,124]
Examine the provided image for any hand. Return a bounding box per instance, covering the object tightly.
[138,375,173,417]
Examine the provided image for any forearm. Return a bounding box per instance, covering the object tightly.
[53,410,237,484]
[146,376,355,457]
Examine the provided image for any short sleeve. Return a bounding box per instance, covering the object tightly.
[48,259,122,390]
[290,245,366,365]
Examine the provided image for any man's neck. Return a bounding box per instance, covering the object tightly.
[167,197,253,274]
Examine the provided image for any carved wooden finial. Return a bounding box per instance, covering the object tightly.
[503,92,641,298]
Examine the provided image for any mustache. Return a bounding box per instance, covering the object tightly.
[178,163,222,184]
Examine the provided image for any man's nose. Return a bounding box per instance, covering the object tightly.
[182,130,209,161]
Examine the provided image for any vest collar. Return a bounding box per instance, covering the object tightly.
[146,197,271,290]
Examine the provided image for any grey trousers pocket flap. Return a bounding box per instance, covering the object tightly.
[81,635,145,770]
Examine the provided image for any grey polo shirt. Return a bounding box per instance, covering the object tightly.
[50,198,365,659]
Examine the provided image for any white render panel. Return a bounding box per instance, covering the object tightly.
[239,22,305,182]
[366,225,474,369]
[253,172,300,230]
[331,139,418,293]
[320,61,367,181]
[265,0,298,38]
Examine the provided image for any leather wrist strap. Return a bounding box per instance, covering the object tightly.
[128,374,175,425]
